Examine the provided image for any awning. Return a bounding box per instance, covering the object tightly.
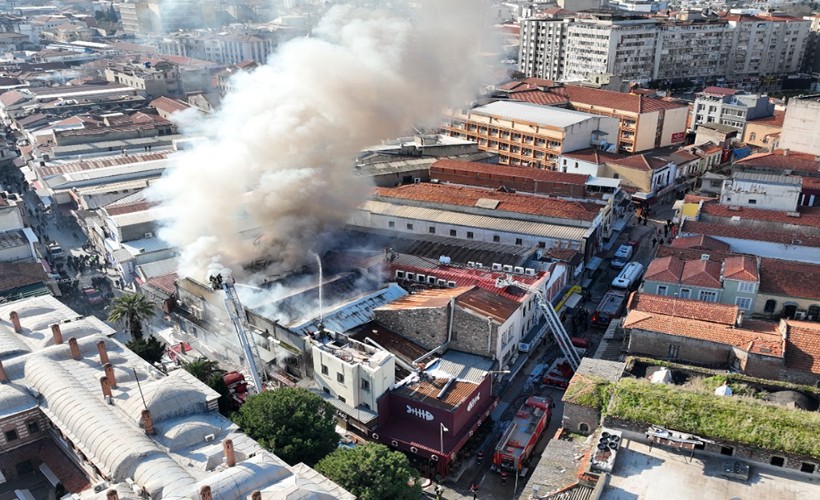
[586,256,603,271]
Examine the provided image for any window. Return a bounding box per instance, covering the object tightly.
[720,446,734,456]
[748,199,757,205]
[493,235,500,242]
[4,428,18,442]
[749,132,756,141]
[667,344,680,359]
[735,297,752,310]
[466,231,474,239]
[515,238,523,246]
[429,226,436,234]
[450,229,457,237]
[406,223,414,230]
[337,372,345,384]
[579,423,590,434]
[800,462,816,474]
[770,456,785,467]
[361,379,370,392]
[27,421,39,434]
[657,285,668,296]
[764,299,777,313]
[338,396,346,403]
[323,386,330,394]
[679,288,691,299]
[738,281,756,293]
[699,290,718,303]
[321,364,328,375]
[388,220,395,228]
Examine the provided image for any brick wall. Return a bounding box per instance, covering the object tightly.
[373,306,449,351]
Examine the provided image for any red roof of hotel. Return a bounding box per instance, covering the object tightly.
[628,293,739,326]
[624,310,783,357]
[431,159,588,185]
[735,150,820,174]
[564,85,687,113]
[759,258,820,301]
[373,183,601,221]
[785,320,820,374]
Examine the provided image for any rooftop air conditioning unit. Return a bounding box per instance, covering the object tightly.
[514,266,525,274]
[491,263,503,271]
[525,268,536,276]
[92,482,109,493]
[204,433,215,442]
[417,274,426,282]
[437,279,447,286]
[794,311,807,320]
[414,178,421,184]
[701,254,710,261]
[467,261,476,268]
[427,276,436,284]
[503,265,514,273]
[144,232,154,238]
[475,262,483,269]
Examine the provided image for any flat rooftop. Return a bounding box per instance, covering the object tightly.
[471,100,602,128]
[602,439,820,500]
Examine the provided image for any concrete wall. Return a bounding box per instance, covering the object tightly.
[634,110,659,152]
[660,107,690,147]
[780,97,820,156]
[312,344,395,411]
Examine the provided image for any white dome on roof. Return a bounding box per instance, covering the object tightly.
[157,417,222,451]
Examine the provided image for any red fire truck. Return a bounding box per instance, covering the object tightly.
[493,396,552,474]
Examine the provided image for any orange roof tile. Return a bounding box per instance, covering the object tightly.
[607,154,669,172]
[431,159,588,185]
[669,235,730,252]
[150,96,191,114]
[700,86,738,96]
[680,259,722,288]
[722,255,758,282]
[735,150,820,174]
[564,85,687,114]
[457,287,520,323]
[759,258,820,301]
[785,320,820,374]
[628,293,739,325]
[561,148,626,165]
[504,89,569,106]
[700,202,820,228]
[644,255,685,284]
[373,183,601,221]
[624,310,783,357]
[746,109,785,127]
[376,286,471,310]
[682,220,820,249]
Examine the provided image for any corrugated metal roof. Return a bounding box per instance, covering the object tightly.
[288,283,407,335]
[473,100,598,128]
[733,171,802,185]
[136,257,179,280]
[432,350,495,383]
[357,200,589,241]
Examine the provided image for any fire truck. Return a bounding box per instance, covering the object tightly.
[493,396,552,474]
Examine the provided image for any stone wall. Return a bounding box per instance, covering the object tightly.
[449,307,497,358]
[373,306,449,351]
[627,329,731,367]
[562,402,600,435]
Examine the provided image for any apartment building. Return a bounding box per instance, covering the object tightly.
[519,11,810,84]
[803,14,820,73]
[157,29,278,65]
[442,100,618,168]
[691,87,774,132]
[116,0,218,35]
[104,60,182,98]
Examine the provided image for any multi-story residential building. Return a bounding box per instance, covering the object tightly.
[691,87,774,132]
[156,29,278,65]
[104,60,182,98]
[779,94,820,156]
[518,11,810,85]
[803,14,820,74]
[442,100,619,167]
[116,0,218,35]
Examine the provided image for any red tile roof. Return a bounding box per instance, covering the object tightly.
[680,259,722,288]
[700,86,738,96]
[669,234,730,252]
[628,292,739,325]
[0,261,48,292]
[376,286,471,310]
[759,258,820,301]
[431,159,589,185]
[700,201,820,228]
[644,255,686,284]
[722,255,758,281]
[104,200,156,216]
[497,78,559,92]
[607,154,670,172]
[503,89,569,106]
[785,320,820,374]
[146,272,177,295]
[373,183,602,221]
[624,310,783,357]
[735,150,820,174]
[656,245,735,264]
[36,152,169,177]
[561,148,626,165]
[564,85,687,113]
[682,220,820,249]
[150,96,191,114]
[0,90,28,107]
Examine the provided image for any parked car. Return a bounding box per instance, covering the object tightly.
[47,242,64,258]
[83,287,104,305]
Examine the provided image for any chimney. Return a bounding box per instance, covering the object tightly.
[50,323,63,345]
[782,148,789,156]
[0,360,6,383]
[97,340,109,365]
[223,438,236,467]
[9,311,22,333]
[104,363,116,388]
[141,409,155,435]
[68,337,81,360]
[106,490,119,500]
[251,492,262,500]
[736,310,745,327]
[100,376,112,399]
[199,486,212,500]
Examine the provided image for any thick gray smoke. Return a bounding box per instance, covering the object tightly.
[151,0,495,281]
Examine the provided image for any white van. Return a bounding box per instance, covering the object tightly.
[612,261,644,290]
[611,244,634,269]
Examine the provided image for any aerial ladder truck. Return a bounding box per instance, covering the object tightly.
[209,274,267,394]
[494,275,581,372]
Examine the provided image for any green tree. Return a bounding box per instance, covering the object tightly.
[184,357,233,416]
[127,336,166,364]
[315,443,422,500]
[107,293,155,340]
[232,388,338,466]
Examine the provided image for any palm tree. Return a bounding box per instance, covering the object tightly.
[107,293,156,340]
[184,357,224,382]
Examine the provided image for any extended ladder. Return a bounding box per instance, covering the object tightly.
[534,292,581,371]
[222,281,266,393]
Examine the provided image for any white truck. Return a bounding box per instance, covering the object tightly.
[611,261,644,290]
[611,244,633,269]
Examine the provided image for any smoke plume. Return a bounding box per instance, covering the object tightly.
[151,0,495,281]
